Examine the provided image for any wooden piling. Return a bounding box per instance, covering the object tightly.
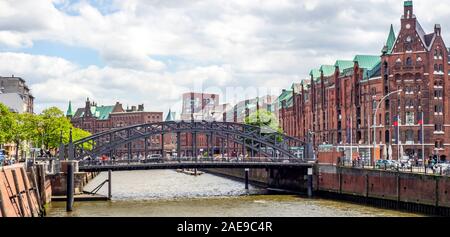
[20,167,35,217]
[11,169,26,217]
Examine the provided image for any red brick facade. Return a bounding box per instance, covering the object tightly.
[279,1,450,161]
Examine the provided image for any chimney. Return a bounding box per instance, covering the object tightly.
[131,106,137,111]
[435,24,441,36]
[138,104,144,111]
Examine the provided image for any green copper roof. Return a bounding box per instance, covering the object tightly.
[404,1,413,7]
[386,24,396,54]
[353,55,381,71]
[309,69,321,81]
[320,65,335,77]
[277,90,293,108]
[92,105,115,120]
[165,109,176,121]
[334,60,354,73]
[66,101,73,116]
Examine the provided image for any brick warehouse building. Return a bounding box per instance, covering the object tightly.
[278,1,450,162]
[67,98,164,158]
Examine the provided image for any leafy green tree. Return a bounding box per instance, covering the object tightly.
[0,103,14,145]
[9,113,39,159]
[38,107,73,149]
[243,109,284,156]
[244,109,282,134]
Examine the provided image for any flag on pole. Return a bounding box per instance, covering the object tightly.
[393,115,399,144]
[418,112,424,143]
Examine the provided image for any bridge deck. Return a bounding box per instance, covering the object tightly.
[78,161,313,172]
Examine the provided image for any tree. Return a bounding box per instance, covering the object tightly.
[0,103,14,145]
[9,113,38,159]
[243,109,284,156]
[244,109,282,134]
[38,107,73,149]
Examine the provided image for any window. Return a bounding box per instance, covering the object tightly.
[406,112,415,125]
[435,104,443,113]
[434,90,443,98]
[435,140,443,149]
[439,64,443,72]
[435,124,443,132]
[434,64,439,71]
[406,57,412,66]
[406,130,414,142]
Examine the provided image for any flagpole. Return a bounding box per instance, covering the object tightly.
[421,111,424,165]
[397,114,400,161]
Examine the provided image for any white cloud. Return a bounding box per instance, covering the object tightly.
[0,0,449,115]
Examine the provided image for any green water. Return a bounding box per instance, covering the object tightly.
[46,170,422,217]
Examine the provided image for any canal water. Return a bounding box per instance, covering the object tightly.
[46,170,422,217]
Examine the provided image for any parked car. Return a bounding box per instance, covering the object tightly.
[0,149,5,165]
[144,154,163,163]
[433,163,450,174]
[375,159,398,170]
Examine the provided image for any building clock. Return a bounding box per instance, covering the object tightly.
[406,23,411,29]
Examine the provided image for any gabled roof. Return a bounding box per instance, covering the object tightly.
[353,55,380,71]
[320,65,335,77]
[309,69,321,82]
[72,105,115,120]
[291,83,302,94]
[93,106,115,120]
[277,90,293,108]
[334,60,354,73]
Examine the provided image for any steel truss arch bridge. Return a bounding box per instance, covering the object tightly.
[64,121,310,171]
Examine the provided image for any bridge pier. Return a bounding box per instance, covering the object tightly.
[108,169,112,200]
[66,162,74,212]
[307,167,313,198]
[245,168,249,190]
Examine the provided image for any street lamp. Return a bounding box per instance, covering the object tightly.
[372,89,402,165]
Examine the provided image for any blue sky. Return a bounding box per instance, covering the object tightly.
[0,0,449,115]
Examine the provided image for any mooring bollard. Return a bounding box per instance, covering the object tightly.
[245,168,249,190]
[108,169,112,200]
[66,163,74,212]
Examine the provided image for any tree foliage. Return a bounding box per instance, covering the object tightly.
[244,109,282,134]
[0,103,91,151]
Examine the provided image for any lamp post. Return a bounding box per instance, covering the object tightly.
[372,89,402,165]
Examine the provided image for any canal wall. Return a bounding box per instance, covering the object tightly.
[316,164,450,216]
[48,171,99,196]
[0,164,43,217]
[205,167,310,192]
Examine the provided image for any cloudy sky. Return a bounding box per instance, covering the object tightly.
[0,0,449,116]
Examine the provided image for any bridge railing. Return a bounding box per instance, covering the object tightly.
[77,156,306,167]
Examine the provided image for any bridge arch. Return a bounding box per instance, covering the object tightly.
[66,121,305,161]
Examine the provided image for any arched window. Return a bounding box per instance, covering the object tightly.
[439,64,443,72]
